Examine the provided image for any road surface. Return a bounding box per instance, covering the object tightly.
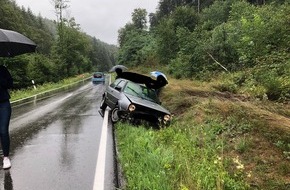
[0,81,117,190]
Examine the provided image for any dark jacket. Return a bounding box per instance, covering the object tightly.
[0,65,13,102]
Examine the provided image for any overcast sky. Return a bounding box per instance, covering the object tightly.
[15,0,159,45]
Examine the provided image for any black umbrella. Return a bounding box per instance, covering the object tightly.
[0,28,36,57]
[108,65,128,73]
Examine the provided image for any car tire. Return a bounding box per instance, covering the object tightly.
[111,107,119,123]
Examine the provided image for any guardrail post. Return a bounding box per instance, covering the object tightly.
[32,80,37,90]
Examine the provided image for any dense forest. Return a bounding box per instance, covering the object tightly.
[0,0,117,89]
[117,0,290,101]
[1,0,289,101]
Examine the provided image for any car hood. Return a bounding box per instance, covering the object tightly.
[125,94,171,115]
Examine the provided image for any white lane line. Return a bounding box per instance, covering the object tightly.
[93,109,109,190]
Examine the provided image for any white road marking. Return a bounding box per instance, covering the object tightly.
[93,109,109,190]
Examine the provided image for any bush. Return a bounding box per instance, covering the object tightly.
[253,50,290,101]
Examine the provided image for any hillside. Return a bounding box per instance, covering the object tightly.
[116,76,290,189]
[165,78,290,188]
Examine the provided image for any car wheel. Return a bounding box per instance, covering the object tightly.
[111,107,119,123]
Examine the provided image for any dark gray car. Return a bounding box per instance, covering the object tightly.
[100,78,171,126]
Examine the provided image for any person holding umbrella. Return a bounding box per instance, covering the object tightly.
[0,64,13,169]
[0,28,37,169]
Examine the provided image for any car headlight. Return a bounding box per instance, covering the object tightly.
[128,104,136,112]
[163,114,171,121]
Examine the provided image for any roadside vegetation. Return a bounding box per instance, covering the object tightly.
[115,1,289,189]
[117,0,290,102]
[10,73,91,102]
[115,73,290,190]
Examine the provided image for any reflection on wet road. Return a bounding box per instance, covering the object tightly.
[0,82,115,190]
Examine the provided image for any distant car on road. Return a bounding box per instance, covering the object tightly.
[92,72,105,84]
[99,77,171,127]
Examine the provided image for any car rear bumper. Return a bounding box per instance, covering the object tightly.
[92,79,105,84]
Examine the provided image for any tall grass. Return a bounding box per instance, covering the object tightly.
[115,77,290,189]
[116,124,173,190]
[116,118,248,189]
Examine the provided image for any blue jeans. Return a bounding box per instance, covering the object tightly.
[0,101,11,157]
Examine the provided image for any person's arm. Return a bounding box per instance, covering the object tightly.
[0,66,13,89]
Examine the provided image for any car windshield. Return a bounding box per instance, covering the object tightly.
[94,73,103,78]
[124,81,159,103]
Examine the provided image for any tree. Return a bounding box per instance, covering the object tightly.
[200,0,233,30]
[52,0,70,52]
[155,6,198,64]
[149,13,158,29]
[171,6,198,31]
[117,30,153,66]
[132,8,147,30]
[27,54,58,84]
[118,23,135,47]
[117,8,156,66]
[155,18,177,64]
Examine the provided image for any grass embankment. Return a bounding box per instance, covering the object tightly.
[10,73,91,102]
[115,77,290,189]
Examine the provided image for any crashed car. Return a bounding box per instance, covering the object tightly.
[99,76,171,126]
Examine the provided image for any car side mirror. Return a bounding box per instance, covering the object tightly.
[115,86,122,91]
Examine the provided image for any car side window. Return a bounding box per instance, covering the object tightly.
[110,79,121,88]
[110,82,116,88]
[115,80,126,91]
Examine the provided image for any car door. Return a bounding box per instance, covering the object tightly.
[106,79,127,108]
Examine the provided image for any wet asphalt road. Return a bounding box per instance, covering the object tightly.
[0,81,116,190]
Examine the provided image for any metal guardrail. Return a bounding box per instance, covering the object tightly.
[11,77,92,107]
